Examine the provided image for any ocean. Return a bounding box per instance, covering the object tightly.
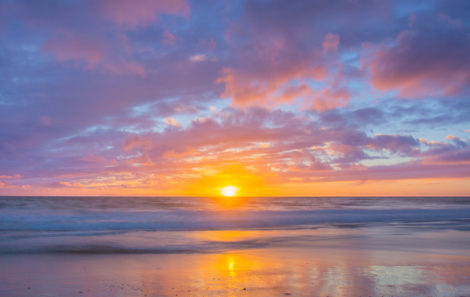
[1,196,470,296]
[1,196,470,253]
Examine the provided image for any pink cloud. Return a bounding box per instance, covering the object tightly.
[43,34,146,76]
[217,12,353,109]
[2,0,470,196]
[17,0,189,76]
[0,174,21,179]
[365,16,470,98]
[312,87,350,111]
[2,106,470,194]
[278,84,314,103]
[322,33,340,52]
[103,58,146,77]
[162,31,176,45]
[99,0,189,27]
[42,34,105,65]
[123,135,153,152]
[40,116,53,126]
[217,65,327,106]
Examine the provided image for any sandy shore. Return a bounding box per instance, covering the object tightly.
[1,227,470,297]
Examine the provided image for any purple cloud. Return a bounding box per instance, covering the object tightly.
[365,14,470,98]
[0,0,469,195]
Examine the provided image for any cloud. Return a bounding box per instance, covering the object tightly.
[311,87,351,111]
[189,54,207,62]
[214,0,391,108]
[162,31,176,45]
[368,134,419,154]
[99,0,189,27]
[1,0,469,195]
[5,0,189,76]
[322,33,340,52]
[365,15,470,98]
[164,117,180,127]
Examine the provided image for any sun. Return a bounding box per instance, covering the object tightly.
[221,186,239,197]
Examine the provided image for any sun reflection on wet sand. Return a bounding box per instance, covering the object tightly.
[2,242,470,297]
[2,226,470,297]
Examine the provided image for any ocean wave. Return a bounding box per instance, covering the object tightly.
[1,208,470,232]
[2,197,470,255]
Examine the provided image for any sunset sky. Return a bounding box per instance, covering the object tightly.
[0,0,469,196]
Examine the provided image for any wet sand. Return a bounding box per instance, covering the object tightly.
[1,227,470,297]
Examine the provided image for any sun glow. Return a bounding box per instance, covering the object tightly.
[221,186,239,197]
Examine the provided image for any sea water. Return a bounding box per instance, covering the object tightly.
[1,196,470,296]
[1,196,469,254]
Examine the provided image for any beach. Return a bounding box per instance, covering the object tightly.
[1,196,470,296]
[3,0,470,295]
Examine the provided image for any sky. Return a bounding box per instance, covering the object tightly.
[0,0,469,196]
